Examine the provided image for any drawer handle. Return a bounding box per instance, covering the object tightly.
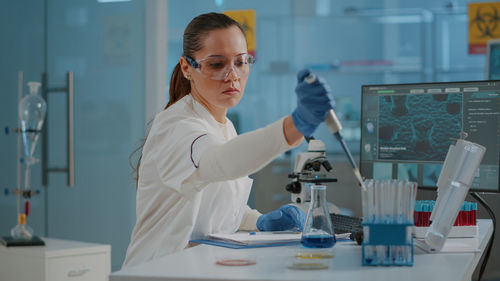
[67,268,91,277]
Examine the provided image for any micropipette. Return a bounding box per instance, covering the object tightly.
[305,74,366,191]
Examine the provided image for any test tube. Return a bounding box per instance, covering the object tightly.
[362,179,374,264]
[395,180,405,263]
[375,180,385,264]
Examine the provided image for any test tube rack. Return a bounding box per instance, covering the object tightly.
[361,222,414,266]
[413,200,478,239]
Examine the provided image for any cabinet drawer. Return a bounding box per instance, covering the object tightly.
[48,252,108,281]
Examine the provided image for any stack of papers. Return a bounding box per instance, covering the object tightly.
[190,232,352,249]
[207,231,302,246]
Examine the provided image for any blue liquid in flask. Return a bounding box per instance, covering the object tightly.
[301,235,336,248]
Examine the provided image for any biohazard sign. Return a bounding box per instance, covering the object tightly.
[223,10,256,58]
[469,2,500,54]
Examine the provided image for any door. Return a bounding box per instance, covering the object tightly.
[0,0,156,271]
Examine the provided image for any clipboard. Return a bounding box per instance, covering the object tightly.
[189,239,300,249]
[191,232,352,249]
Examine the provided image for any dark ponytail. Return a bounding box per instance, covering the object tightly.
[167,63,191,109]
[131,12,245,187]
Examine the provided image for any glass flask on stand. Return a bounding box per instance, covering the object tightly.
[11,214,34,240]
[19,81,46,165]
[301,185,336,248]
[10,81,45,241]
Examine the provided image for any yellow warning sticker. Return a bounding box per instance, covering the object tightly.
[223,10,256,57]
[469,2,500,54]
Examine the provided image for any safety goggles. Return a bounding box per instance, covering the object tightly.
[185,53,255,81]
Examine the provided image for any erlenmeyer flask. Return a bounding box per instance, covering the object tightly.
[11,214,34,240]
[301,185,336,248]
[19,82,46,165]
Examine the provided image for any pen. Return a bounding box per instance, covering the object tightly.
[272,231,301,234]
[248,231,301,235]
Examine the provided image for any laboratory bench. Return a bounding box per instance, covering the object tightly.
[110,219,493,281]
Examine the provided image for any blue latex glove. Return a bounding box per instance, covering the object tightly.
[256,205,306,232]
[291,69,334,137]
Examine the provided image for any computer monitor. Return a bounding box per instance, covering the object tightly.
[487,39,500,80]
[360,81,500,193]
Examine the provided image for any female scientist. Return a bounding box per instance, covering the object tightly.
[123,12,333,267]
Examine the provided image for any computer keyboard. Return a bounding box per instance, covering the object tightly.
[330,213,363,236]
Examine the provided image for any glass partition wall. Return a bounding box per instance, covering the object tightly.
[0,0,146,270]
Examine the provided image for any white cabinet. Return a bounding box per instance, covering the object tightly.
[0,237,110,281]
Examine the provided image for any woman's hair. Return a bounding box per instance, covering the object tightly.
[131,13,246,186]
[168,12,245,108]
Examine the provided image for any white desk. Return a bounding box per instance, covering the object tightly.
[111,219,493,281]
[0,237,110,281]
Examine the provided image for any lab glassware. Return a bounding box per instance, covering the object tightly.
[301,185,336,248]
[10,81,45,241]
[19,81,46,165]
[361,179,417,266]
[11,214,33,240]
[425,138,485,251]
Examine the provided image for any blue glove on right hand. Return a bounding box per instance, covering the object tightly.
[291,69,334,137]
[256,205,306,232]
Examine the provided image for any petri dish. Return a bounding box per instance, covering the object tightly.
[294,252,334,259]
[287,261,329,270]
[215,255,256,266]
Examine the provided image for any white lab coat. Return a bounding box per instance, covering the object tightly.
[123,94,299,268]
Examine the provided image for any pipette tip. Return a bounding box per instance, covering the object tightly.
[353,168,367,191]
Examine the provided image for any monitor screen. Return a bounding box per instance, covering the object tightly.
[360,81,500,193]
[487,39,500,80]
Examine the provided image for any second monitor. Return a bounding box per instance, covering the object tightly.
[359,80,500,193]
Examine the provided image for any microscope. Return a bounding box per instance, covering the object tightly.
[286,138,340,214]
